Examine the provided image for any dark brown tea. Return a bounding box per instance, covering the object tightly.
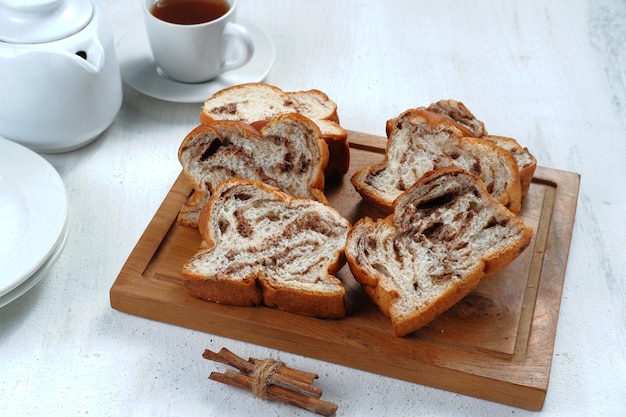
[150,0,230,25]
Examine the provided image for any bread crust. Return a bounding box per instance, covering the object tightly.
[481,135,537,198]
[346,167,532,336]
[183,178,351,319]
[184,272,263,307]
[426,99,487,137]
[200,82,349,178]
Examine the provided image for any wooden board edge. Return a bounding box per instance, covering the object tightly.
[520,166,580,407]
[110,281,549,410]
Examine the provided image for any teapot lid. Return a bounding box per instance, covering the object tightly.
[0,0,94,44]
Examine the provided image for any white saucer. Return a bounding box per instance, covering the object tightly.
[0,138,68,298]
[118,19,275,103]
[0,216,69,308]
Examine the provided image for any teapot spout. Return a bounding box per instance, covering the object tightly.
[70,37,105,74]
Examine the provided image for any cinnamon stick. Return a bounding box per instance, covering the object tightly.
[203,348,338,416]
[267,372,323,399]
[210,370,338,417]
[203,348,252,373]
[203,348,323,398]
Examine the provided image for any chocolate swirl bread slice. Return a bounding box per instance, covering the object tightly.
[345,167,532,336]
[200,82,349,178]
[426,99,537,197]
[351,108,522,213]
[183,178,351,319]
[178,113,329,228]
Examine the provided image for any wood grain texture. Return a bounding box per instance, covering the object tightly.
[110,130,580,411]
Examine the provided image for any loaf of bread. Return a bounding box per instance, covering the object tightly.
[182,178,351,319]
[200,82,349,179]
[177,113,329,227]
[426,99,537,197]
[345,167,533,336]
[351,108,522,213]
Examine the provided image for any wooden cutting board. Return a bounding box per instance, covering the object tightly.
[110,130,580,410]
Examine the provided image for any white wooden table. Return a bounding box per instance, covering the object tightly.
[1,1,625,416]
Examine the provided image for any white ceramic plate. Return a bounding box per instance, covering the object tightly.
[118,19,275,103]
[0,138,68,298]
[0,217,68,308]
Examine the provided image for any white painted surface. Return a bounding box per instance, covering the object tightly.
[1,0,625,416]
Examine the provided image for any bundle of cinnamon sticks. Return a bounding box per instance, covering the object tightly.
[203,347,338,416]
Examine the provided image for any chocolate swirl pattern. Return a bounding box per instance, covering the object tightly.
[346,167,532,336]
[177,113,329,227]
[183,178,350,319]
[351,108,522,214]
[199,82,350,179]
[425,99,537,198]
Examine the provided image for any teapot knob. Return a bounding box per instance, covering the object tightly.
[0,0,93,43]
[1,0,62,13]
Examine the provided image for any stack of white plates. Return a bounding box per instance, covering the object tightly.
[0,138,69,308]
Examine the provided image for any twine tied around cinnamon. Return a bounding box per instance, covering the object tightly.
[250,358,284,399]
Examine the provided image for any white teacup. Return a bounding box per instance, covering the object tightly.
[142,0,254,83]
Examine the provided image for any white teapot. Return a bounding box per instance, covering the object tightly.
[0,0,123,153]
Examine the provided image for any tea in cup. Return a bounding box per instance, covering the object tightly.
[143,0,254,83]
